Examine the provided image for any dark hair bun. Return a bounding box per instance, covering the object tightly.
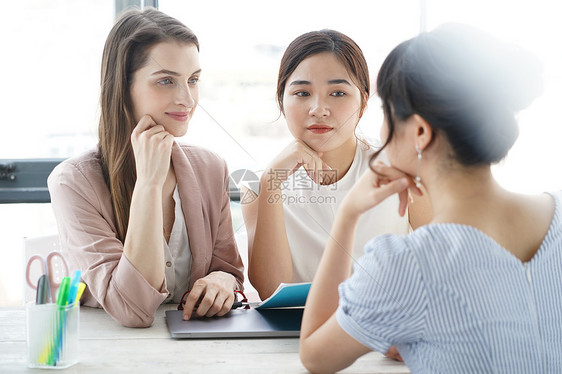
[398,23,544,165]
[496,44,544,112]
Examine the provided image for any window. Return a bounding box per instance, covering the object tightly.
[159,0,422,173]
[0,0,114,306]
[2,1,560,306]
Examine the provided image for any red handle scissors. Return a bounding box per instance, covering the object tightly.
[25,251,69,303]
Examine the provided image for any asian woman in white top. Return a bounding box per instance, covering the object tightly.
[241,30,431,301]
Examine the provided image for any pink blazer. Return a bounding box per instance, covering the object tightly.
[48,143,244,327]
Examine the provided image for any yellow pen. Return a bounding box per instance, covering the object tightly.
[75,282,86,303]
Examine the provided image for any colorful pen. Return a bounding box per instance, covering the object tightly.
[67,270,82,305]
[56,276,71,306]
[51,276,71,365]
[35,274,49,305]
[75,282,86,302]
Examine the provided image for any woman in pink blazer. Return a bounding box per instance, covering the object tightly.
[48,8,244,327]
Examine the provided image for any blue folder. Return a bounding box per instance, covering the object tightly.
[255,282,311,309]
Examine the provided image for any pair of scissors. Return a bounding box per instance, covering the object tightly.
[26,251,69,303]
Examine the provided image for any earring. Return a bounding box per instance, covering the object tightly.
[415,145,422,188]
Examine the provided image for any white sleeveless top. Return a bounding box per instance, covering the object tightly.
[163,186,193,303]
[281,142,410,282]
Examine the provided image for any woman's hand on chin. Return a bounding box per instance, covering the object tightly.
[266,139,332,186]
[340,161,421,219]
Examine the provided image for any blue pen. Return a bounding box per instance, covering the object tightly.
[67,270,82,305]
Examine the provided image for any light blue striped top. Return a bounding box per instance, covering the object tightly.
[336,191,562,373]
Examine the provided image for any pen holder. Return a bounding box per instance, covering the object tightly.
[26,302,79,369]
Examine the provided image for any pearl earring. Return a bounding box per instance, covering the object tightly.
[415,145,422,188]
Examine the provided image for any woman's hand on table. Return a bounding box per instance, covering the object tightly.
[181,271,237,320]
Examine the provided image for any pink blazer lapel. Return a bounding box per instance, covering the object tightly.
[171,142,212,286]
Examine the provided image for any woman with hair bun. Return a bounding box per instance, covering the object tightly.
[300,23,561,373]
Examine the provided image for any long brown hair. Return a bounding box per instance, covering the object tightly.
[98,8,199,241]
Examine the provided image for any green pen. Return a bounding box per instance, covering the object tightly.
[56,277,71,306]
[49,277,71,365]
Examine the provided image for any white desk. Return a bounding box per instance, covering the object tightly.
[0,304,410,373]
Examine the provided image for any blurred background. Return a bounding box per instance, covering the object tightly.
[1,0,561,306]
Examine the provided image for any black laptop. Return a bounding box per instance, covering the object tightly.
[165,308,303,338]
